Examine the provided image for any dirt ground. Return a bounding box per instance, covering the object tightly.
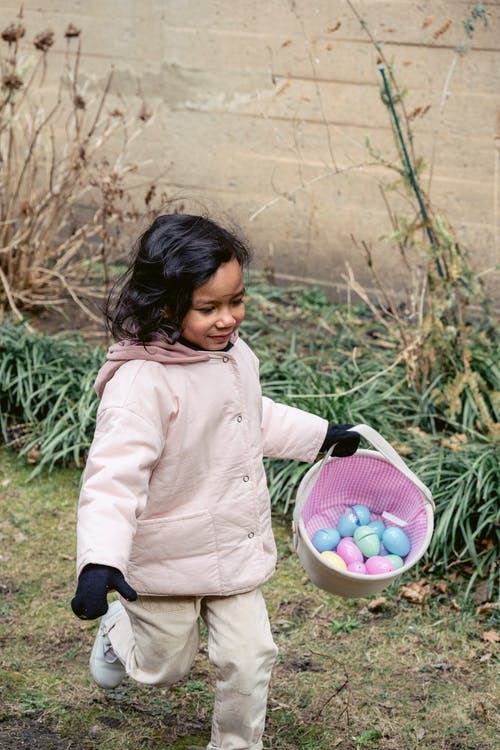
[0,721,85,750]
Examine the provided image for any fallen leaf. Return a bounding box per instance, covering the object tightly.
[472,582,491,604]
[476,602,499,617]
[392,442,412,456]
[481,629,499,644]
[432,580,447,595]
[415,726,426,740]
[434,19,452,39]
[27,447,40,464]
[368,596,388,612]
[399,581,429,605]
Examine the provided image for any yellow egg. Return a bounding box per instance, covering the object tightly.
[320,551,347,570]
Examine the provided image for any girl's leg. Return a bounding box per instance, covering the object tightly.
[106,595,202,686]
[202,589,278,750]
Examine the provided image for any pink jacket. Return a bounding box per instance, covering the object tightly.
[76,336,327,596]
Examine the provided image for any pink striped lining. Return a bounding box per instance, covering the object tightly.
[301,454,430,565]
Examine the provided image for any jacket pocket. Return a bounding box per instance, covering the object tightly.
[127,510,222,595]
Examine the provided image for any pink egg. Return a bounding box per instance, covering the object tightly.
[365,556,395,575]
[347,561,366,574]
[336,537,364,566]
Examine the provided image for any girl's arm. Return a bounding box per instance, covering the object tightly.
[76,403,165,580]
[261,396,328,462]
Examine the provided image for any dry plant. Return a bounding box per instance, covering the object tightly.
[0,11,164,325]
[343,2,498,438]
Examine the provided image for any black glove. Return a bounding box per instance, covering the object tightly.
[71,563,138,620]
[320,423,360,457]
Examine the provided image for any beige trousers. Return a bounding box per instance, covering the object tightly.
[105,588,278,750]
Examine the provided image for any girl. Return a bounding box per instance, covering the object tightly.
[71,213,359,750]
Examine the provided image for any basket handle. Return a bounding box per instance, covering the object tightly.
[293,424,434,523]
[351,424,434,507]
[292,445,335,523]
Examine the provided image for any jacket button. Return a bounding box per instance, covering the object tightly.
[223,356,229,363]
[243,475,249,482]
[248,531,255,539]
[236,415,242,423]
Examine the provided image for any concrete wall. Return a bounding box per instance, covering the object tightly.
[1,0,499,299]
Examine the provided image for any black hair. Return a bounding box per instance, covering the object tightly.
[105,213,253,343]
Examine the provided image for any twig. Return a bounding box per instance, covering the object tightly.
[33,267,103,324]
[346,0,416,165]
[249,162,379,222]
[427,53,458,194]
[378,65,443,271]
[0,266,24,321]
[306,660,351,724]
[288,347,410,399]
[3,99,61,237]
[356,237,411,347]
[378,184,413,274]
[86,68,114,141]
[292,10,338,171]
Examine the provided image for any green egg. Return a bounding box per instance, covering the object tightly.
[385,553,404,570]
[353,525,380,558]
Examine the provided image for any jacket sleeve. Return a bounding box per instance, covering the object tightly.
[261,396,328,463]
[76,404,165,580]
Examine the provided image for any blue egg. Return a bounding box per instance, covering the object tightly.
[312,527,341,552]
[337,510,358,537]
[382,526,411,557]
[368,520,386,539]
[353,504,371,525]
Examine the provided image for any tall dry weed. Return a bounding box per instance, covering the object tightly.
[0,11,164,325]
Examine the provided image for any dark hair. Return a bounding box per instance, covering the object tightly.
[105,214,253,343]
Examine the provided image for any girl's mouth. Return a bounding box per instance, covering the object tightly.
[210,333,231,341]
[209,330,235,345]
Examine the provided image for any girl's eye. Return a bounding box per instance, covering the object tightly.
[198,307,214,315]
[232,298,244,307]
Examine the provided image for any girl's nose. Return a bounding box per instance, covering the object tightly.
[216,308,236,328]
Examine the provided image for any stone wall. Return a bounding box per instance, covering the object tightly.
[1,0,499,299]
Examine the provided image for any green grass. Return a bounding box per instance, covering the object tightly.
[1,278,499,595]
[0,448,499,750]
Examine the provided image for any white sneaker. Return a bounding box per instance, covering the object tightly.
[89,600,126,689]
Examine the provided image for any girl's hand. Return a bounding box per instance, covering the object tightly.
[320,423,360,457]
[71,564,138,620]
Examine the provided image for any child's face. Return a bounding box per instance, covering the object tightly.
[181,257,246,350]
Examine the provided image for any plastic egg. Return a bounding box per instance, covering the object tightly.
[368,520,386,539]
[382,526,411,557]
[312,528,341,552]
[365,556,395,575]
[347,560,366,574]
[336,537,364,566]
[337,509,358,537]
[385,554,404,570]
[321,551,347,570]
[353,525,381,558]
[352,504,371,525]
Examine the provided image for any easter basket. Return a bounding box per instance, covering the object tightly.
[292,424,434,598]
